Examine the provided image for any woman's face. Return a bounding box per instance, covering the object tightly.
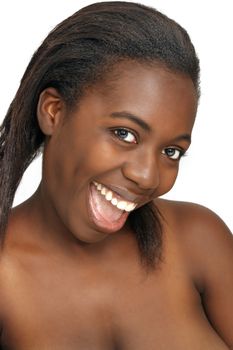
[39,62,197,243]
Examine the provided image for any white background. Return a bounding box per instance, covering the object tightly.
[0,1,232,231]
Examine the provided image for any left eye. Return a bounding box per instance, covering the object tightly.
[112,128,137,144]
[162,147,184,160]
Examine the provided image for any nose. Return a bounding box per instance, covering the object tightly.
[121,151,160,191]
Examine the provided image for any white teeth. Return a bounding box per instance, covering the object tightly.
[111,198,118,206]
[101,187,107,195]
[93,181,137,212]
[125,203,137,212]
[105,191,113,201]
[97,183,102,191]
[117,201,127,210]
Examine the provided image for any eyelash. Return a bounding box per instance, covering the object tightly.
[111,127,186,161]
[162,147,186,161]
[111,127,138,144]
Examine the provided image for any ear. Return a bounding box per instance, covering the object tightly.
[37,87,64,135]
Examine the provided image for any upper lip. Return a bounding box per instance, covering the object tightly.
[94,182,150,205]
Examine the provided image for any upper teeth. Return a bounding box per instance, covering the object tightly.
[93,181,137,212]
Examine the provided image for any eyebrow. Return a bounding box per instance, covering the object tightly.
[171,134,191,144]
[110,111,191,144]
[110,111,151,132]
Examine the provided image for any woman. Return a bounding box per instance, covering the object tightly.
[0,1,232,349]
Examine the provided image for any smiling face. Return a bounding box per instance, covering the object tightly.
[37,62,197,243]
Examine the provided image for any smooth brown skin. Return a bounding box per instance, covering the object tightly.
[0,63,232,349]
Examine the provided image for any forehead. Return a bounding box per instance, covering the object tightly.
[78,62,197,132]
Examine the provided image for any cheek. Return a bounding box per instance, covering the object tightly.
[42,128,88,211]
[44,130,121,195]
[75,139,124,178]
[157,165,179,197]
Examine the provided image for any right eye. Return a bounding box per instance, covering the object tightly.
[112,128,138,144]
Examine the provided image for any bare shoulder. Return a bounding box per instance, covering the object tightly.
[155,198,233,277]
[155,198,233,347]
[156,196,232,240]
[155,197,232,236]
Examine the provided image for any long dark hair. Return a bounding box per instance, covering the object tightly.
[0,1,200,267]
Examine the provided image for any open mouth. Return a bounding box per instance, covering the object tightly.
[93,181,137,211]
[88,181,137,233]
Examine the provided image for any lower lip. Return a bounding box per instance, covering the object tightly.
[88,182,130,233]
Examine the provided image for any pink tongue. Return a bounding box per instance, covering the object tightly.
[92,186,123,222]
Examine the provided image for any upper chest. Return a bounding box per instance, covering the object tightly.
[0,232,207,350]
